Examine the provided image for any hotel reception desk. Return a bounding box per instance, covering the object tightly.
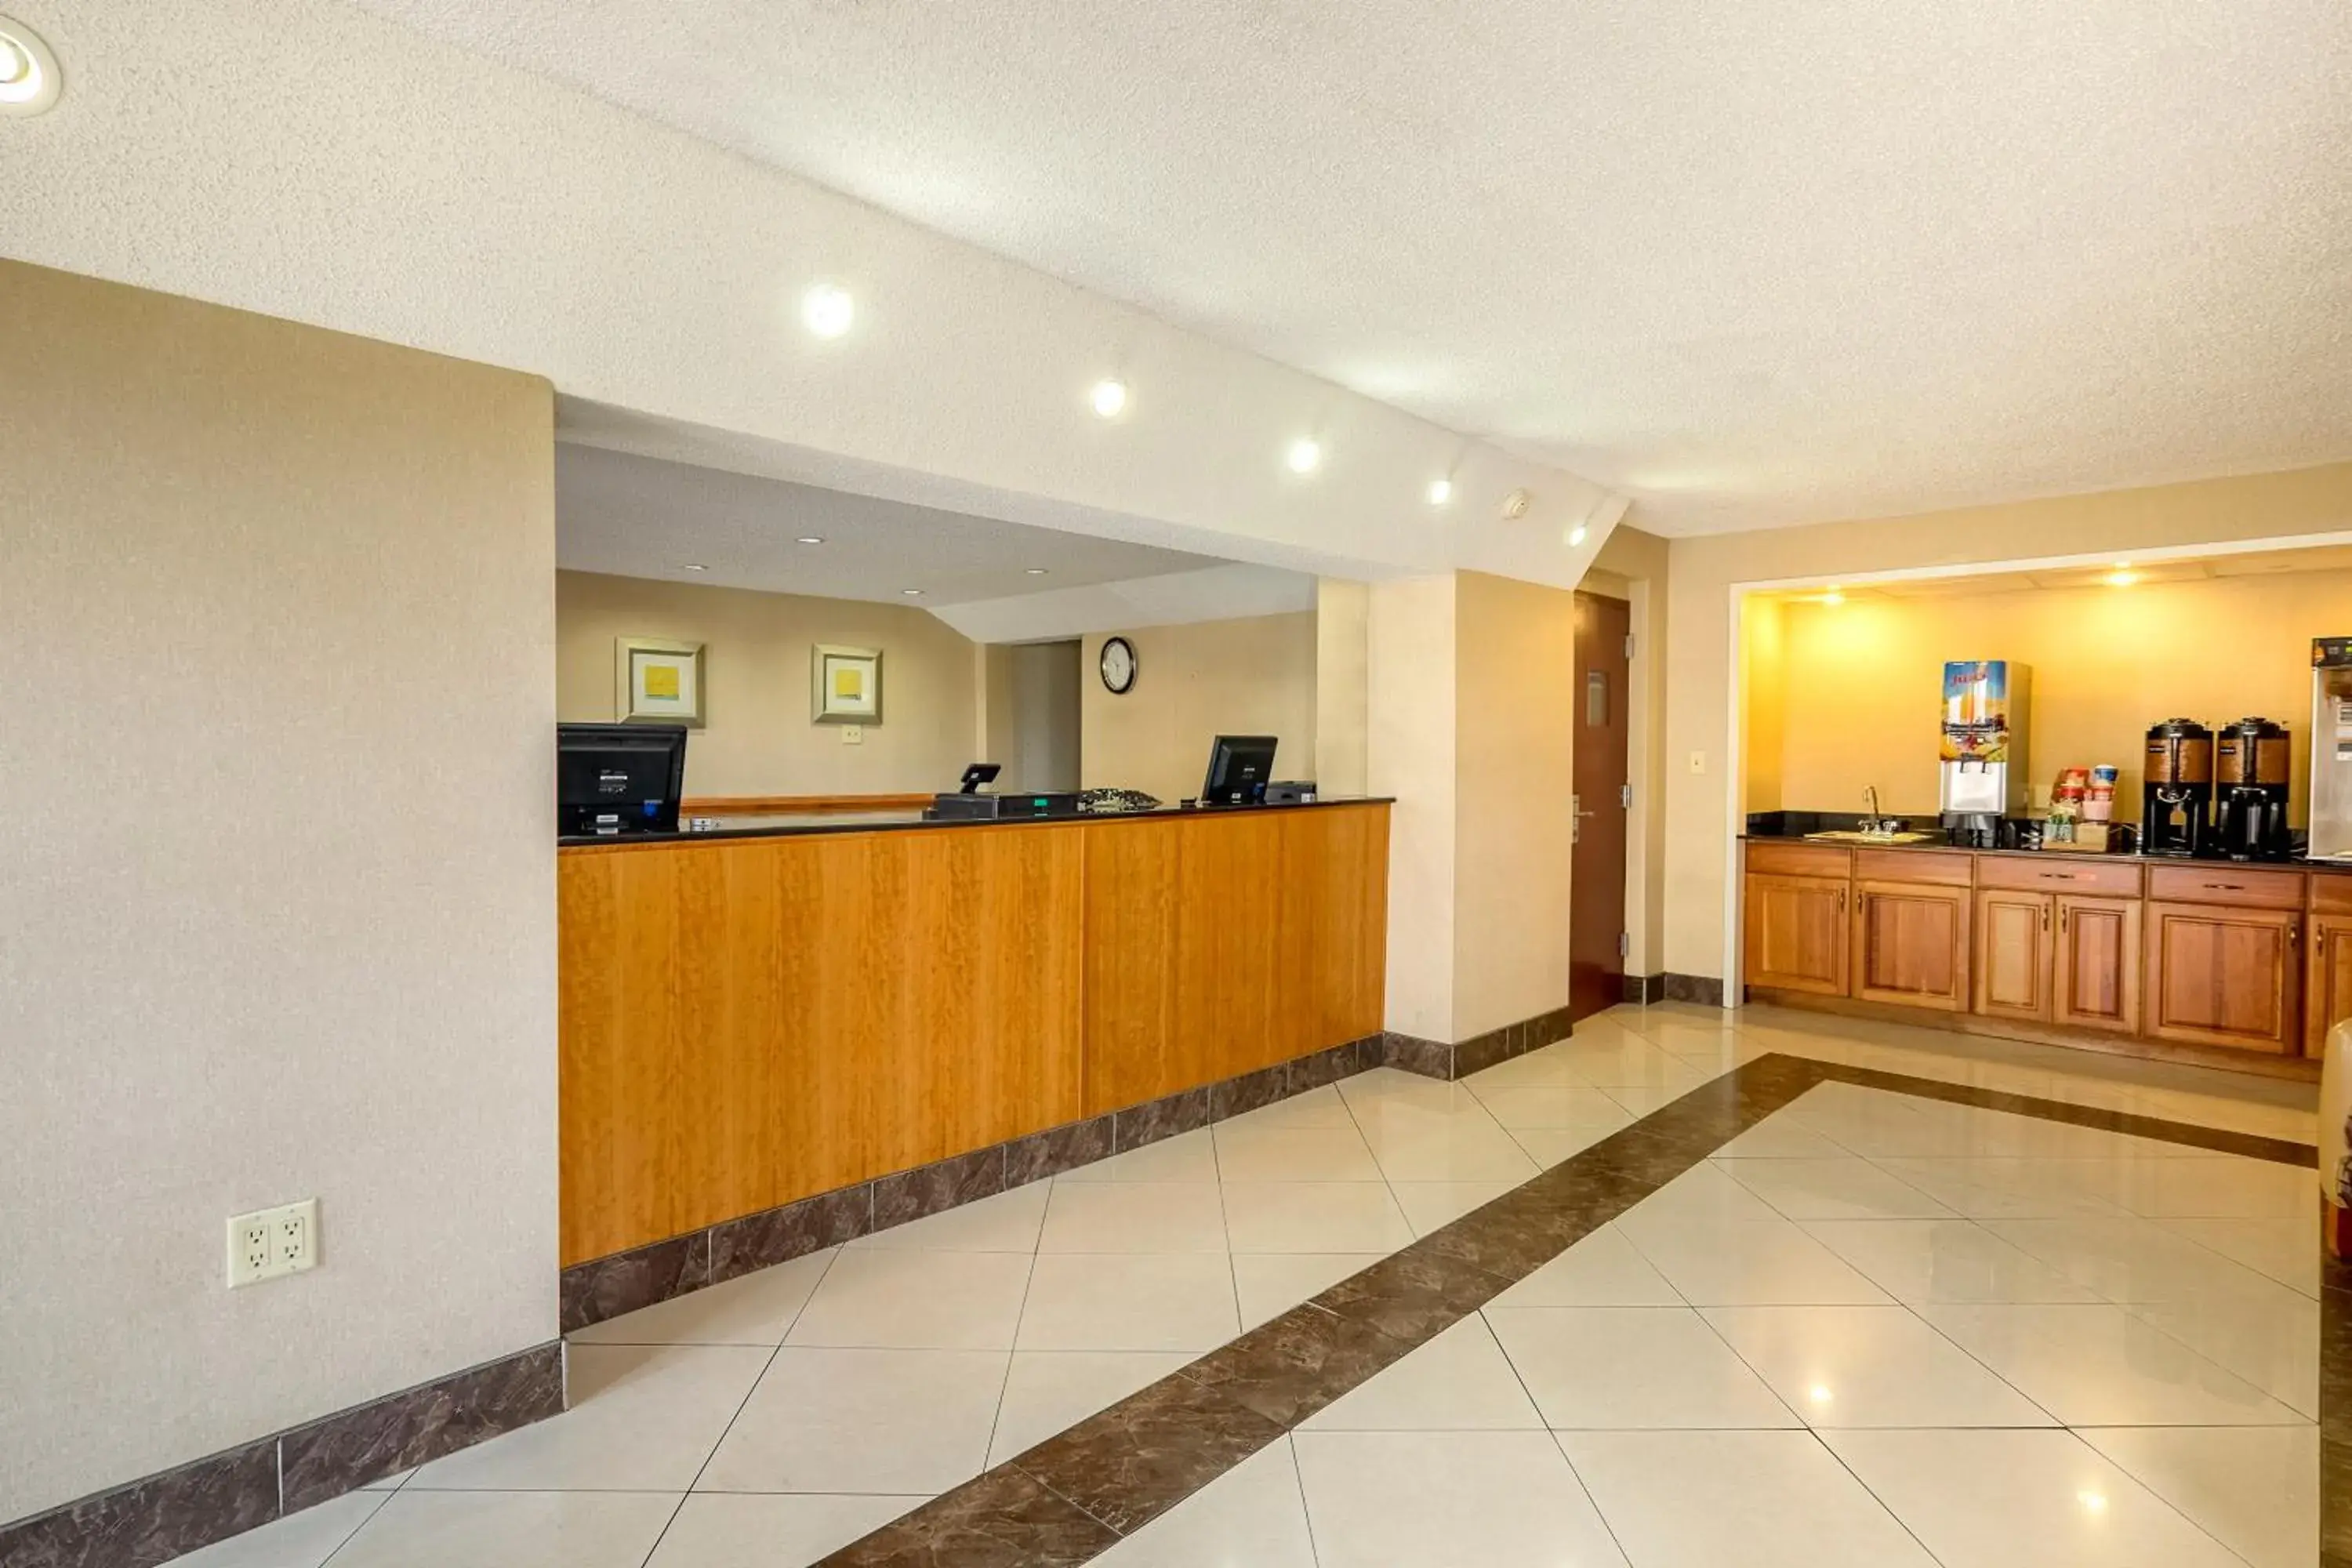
[557,799,1391,1270]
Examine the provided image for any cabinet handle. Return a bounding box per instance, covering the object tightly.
[2060,906,2069,934]
[2040,905,2050,931]
[2038,872,2077,880]
[1838,887,1847,913]
[2204,881,2246,891]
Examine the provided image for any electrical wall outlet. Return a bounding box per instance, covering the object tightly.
[227,1198,318,1288]
[840,725,864,745]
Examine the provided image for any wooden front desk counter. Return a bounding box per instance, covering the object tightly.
[558,800,1390,1267]
[1742,836,2352,1076]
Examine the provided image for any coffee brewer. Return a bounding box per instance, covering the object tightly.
[2214,717,2292,861]
[2142,718,2213,856]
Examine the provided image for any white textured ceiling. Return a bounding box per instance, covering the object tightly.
[556,443,1225,604]
[354,0,2352,534]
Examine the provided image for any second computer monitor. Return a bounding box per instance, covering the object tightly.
[1200,735,1278,806]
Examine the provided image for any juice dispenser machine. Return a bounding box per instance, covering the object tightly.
[2311,638,2352,861]
[1940,660,2030,844]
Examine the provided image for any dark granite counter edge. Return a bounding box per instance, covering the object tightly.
[1741,818,2352,875]
[560,795,1396,849]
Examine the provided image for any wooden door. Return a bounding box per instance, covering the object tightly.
[1973,889,2052,1022]
[2143,901,2299,1053]
[1569,591,1632,1022]
[2053,895,2142,1035]
[1743,873,1849,995]
[2305,914,2352,1058]
[1850,880,1970,1011]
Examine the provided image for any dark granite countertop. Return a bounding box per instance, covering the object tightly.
[561,795,1395,849]
[1743,809,2352,874]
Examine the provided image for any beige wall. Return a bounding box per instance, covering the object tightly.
[1759,569,2352,823]
[1368,576,1460,1039]
[557,571,980,798]
[1454,572,1579,1038]
[1315,579,1371,797]
[1663,461,2352,981]
[0,261,557,1520]
[1080,612,1319,804]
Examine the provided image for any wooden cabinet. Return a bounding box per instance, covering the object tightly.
[1974,889,2053,1022]
[1851,880,1971,1011]
[2143,901,2299,1054]
[2305,913,2352,1058]
[1744,873,1849,996]
[2053,895,2141,1034]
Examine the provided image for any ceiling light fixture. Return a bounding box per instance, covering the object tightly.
[2077,1491,2107,1514]
[1285,438,1322,474]
[0,14,60,115]
[1426,478,1454,506]
[795,535,825,546]
[899,587,924,597]
[1807,1385,1833,1404]
[1568,525,1589,547]
[1090,379,1129,419]
[2107,563,2138,587]
[800,283,855,339]
[681,563,710,572]
[1025,568,1050,576]
[1820,588,1846,605]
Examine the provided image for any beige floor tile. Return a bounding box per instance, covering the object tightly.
[1230,1251,1385,1329]
[783,1247,1033,1348]
[2078,1425,2318,1568]
[1095,1440,1319,1568]
[1465,1081,1636,1131]
[1824,1428,2246,1568]
[695,1346,1007,1494]
[1484,1306,1798,1429]
[1038,1181,1229,1253]
[2154,1215,2320,1296]
[1796,1218,2100,1304]
[1210,1123,1385,1181]
[569,1250,837,1346]
[1490,1224,1683,1308]
[1718,1156,1957,1221]
[171,1490,387,1568]
[1559,1428,1939,1567]
[1293,1429,1630,1567]
[1219,1181,1416,1253]
[1918,1303,2307,1426]
[1056,1127,1218,1183]
[328,1490,682,1568]
[1303,1316,1544,1431]
[410,1344,771,1491]
[850,1181,1049,1252]
[1620,1220,1893,1305]
[1014,1251,1240,1351]
[1701,1304,2054,1427]
[985,1349,1193,1464]
[644,1493,922,1567]
[1388,1177,1524,1237]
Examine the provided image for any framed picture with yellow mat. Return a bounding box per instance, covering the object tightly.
[812,644,882,725]
[615,637,706,728]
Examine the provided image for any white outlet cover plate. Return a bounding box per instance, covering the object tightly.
[227,1197,318,1287]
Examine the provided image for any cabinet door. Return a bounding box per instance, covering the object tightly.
[1973,889,2053,1022]
[1744,873,1849,996]
[2052,895,2142,1035]
[1851,880,1971,1011]
[2306,915,2352,1058]
[2143,901,2299,1053]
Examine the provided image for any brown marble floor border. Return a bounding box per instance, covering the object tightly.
[814,1051,2322,1566]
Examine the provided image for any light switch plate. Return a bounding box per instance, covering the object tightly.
[227,1198,318,1288]
[841,725,864,745]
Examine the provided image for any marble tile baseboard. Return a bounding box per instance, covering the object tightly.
[0,1340,561,1568]
[1621,973,1663,1004]
[560,1033,1387,1334]
[1662,971,1726,1006]
[1371,1004,1576,1082]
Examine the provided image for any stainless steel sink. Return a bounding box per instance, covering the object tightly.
[1802,829,1937,844]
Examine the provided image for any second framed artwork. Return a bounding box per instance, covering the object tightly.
[811,644,883,724]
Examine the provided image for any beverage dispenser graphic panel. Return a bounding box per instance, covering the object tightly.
[1939,660,2028,816]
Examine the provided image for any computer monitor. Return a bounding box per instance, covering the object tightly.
[1200,735,1278,806]
[558,723,688,837]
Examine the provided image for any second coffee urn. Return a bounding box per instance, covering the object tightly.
[2143,718,2213,856]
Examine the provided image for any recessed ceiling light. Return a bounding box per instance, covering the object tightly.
[900,587,924,597]
[1426,478,1454,506]
[801,283,855,339]
[1567,525,1589,546]
[2106,565,2139,587]
[1090,379,1129,419]
[1285,438,1322,474]
[1807,1384,1833,1404]
[681,563,709,572]
[1820,588,1846,605]
[0,15,61,116]
[1025,568,1050,576]
[796,535,824,546]
[2076,1491,2107,1514]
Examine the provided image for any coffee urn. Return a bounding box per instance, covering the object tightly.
[2142,718,2213,857]
[2214,717,2292,861]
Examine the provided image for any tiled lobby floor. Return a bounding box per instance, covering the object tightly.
[180,1003,2323,1567]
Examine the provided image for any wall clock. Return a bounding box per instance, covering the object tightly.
[1099,635,1138,695]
